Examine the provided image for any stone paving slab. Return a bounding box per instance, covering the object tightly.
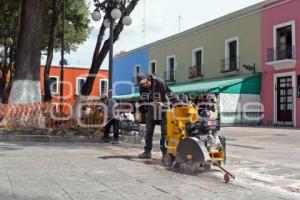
[0,142,299,200]
[0,126,300,199]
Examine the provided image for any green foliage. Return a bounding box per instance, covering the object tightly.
[0,0,90,53]
[42,0,91,54]
[0,0,21,48]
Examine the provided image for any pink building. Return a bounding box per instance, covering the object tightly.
[262,0,300,127]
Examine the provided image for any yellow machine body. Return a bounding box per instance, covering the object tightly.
[166,104,225,163]
[166,104,198,156]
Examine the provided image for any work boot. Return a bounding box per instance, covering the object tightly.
[101,137,110,143]
[161,152,167,162]
[138,151,152,159]
[112,138,120,144]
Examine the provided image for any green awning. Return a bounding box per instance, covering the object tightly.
[114,93,140,100]
[114,73,261,101]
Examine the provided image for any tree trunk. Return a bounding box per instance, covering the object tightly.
[2,46,15,103]
[9,0,45,104]
[0,46,9,103]
[81,0,139,96]
[2,62,14,104]
[44,0,60,102]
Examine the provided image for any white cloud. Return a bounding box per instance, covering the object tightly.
[42,0,265,69]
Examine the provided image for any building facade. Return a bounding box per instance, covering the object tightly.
[261,0,300,127]
[40,66,109,105]
[113,49,149,95]
[149,11,262,84]
[113,0,300,126]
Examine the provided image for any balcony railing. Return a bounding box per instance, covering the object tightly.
[163,70,176,82]
[221,57,240,73]
[189,65,203,79]
[267,45,296,62]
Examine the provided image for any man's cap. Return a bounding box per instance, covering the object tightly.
[137,72,149,85]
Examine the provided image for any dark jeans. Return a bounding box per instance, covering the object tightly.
[103,119,119,139]
[144,106,167,154]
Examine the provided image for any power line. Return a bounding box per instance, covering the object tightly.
[142,0,146,44]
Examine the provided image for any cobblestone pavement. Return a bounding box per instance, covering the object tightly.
[0,126,300,200]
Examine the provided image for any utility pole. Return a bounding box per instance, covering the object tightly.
[60,0,65,112]
[178,15,182,33]
[143,0,146,44]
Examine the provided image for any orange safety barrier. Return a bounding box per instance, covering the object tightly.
[0,100,105,129]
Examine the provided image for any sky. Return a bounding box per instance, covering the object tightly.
[42,0,265,69]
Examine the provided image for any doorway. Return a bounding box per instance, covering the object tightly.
[276,76,293,123]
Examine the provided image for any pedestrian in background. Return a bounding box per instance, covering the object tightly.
[100,90,120,144]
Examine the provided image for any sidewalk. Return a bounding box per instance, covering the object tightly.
[0,126,299,199]
[0,141,298,200]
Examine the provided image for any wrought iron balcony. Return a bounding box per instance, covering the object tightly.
[163,70,176,82]
[189,65,203,79]
[267,45,296,62]
[221,57,240,73]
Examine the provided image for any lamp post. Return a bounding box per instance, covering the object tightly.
[91,0,132,90]
[60,0,65,112]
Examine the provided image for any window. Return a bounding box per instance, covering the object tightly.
[76,77,86,95]
[49,76,58,95]
[190,47,203,78]
[133,65,140,85]
[274,21,295,60]
[100,79,108,95]
[149,60,156,75]
[223,37,239,72]
[166,56,175,81]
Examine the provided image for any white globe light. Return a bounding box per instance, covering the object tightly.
[122,16,132,26]
[103,19,111,28]
[111,8,122,20]
[91,10,101,21]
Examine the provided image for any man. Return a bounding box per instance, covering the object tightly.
[100,90,120,144]
[137,72,174,159]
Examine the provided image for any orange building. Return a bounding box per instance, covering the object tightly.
[40,66,109,103]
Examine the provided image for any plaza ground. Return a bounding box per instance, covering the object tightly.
[0,127,299,200]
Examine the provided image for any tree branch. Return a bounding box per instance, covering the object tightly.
[81,0,140,96]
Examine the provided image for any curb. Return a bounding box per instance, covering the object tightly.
[0,135,142,144]
[0,135,102,143]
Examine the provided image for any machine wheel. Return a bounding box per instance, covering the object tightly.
[162,154,174,167]
[219,135,226,164]
[186,160,199,173]
[204,164,211,171]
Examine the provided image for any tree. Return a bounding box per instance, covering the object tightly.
[42,0,90,102]
[8,0,45,104]
[0,0,90,103]
[43,0,60,102]
[0,1,21,103]
[81,0,140,96]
